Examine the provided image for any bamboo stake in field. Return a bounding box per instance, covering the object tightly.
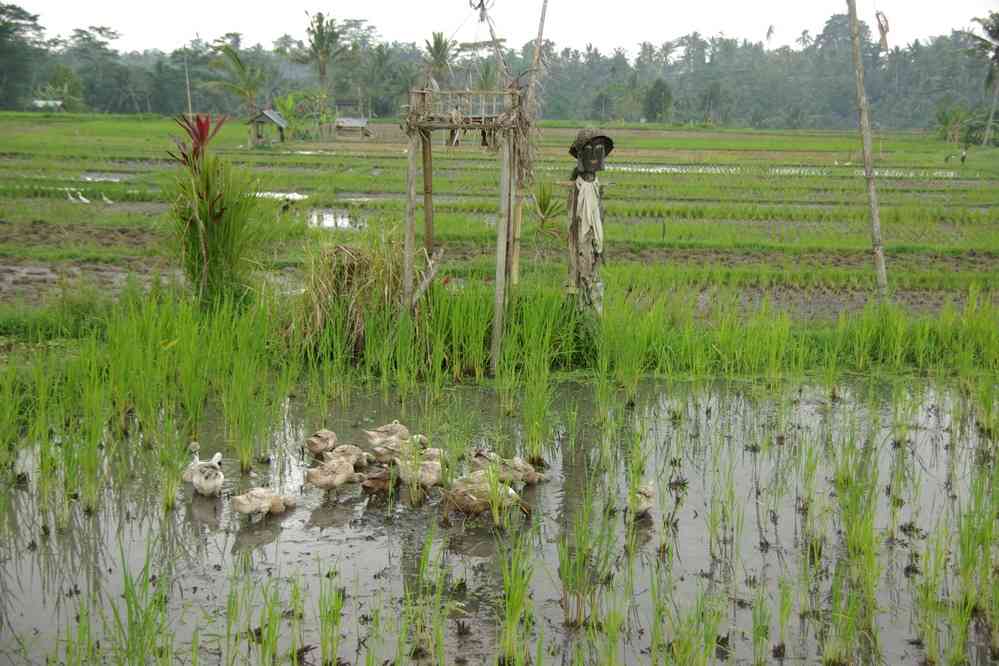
[847,0,889,300]
[491,132,513,374]
[421,130,434,254]
[404,132,419,307]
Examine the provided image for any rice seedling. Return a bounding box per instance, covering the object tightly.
[498,529,534,664]
[752,585,771,665]
[105,544,170,664]
[557,480,615,627]
[318,568,346,666]
[255,580,282,666]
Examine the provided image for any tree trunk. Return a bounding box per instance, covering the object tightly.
[984,78,998,148]
[847,0,889,301]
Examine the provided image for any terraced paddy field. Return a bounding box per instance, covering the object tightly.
[0,113,998,665]
[0,113,997,312]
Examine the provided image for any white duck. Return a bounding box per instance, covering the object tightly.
[184,452,224,497]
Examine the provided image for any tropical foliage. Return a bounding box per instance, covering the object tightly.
[1,6,997,131]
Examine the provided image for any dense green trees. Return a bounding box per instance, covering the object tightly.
[0,4,995,134]
[0,4,45,109]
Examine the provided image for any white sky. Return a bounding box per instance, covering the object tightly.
[21,0,997,56]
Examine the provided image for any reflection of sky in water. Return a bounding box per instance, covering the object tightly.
[0,380,992,664]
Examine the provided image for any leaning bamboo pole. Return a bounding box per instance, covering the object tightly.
[847,0,889,300]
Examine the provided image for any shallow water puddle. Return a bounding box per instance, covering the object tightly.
[80,172,131,183]
[308,207,364,230]
[0,380,995,664]
[257,191,309,201]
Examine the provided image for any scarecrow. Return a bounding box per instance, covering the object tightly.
[567,128,614,315]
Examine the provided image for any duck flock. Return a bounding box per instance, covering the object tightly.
[181,420,562,523]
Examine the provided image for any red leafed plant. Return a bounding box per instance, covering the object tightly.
[169,114,227,170]
[169,113,261,306]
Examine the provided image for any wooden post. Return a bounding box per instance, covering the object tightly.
[490,132,512,375]
[421,130,434,254]
[847,0,889,300]
[510,191,524,286]
[404,132,419,308]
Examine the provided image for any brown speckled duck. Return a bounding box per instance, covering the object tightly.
[306,429,339,457]
[444,470,528,517]
[232,488,297,517]
[469,449,544,485]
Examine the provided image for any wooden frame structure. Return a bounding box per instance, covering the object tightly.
[402,88,525,374]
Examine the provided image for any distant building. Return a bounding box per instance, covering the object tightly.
[31,100,64,111]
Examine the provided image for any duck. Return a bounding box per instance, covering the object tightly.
[232,487,298,517]
[396,458,443,488]
[444,470,528,517]
[363,420,411,447]
[361,465,395,494]
[322,444,372,470]
[183,452,225,497]
[371,434,430,464]
[469,449,544,485]
[305,458,365,492]
[306,429,339,457]
[631,484,655,520]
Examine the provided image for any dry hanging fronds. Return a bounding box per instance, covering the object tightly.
[876,11,890,50]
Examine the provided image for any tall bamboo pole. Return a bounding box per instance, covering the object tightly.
[491,133,512,375]
[847,0,889,300]
[404,133,419,308]
[421,130,434,254]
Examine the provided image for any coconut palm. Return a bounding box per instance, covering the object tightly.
[294,12,346,93]
[966,11,999,146]
[424,32,456,89]
[204,45,264,113]
[203,44,265,144]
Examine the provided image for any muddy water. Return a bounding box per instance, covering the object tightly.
[0,380,993,664]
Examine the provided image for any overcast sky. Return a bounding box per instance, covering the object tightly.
[21,0,997,56]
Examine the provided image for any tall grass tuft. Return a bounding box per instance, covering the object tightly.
[169,114,262,305]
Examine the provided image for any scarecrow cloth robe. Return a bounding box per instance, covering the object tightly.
[568,176,605,315]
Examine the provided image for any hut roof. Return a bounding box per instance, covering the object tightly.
[247,109,288,129]
[335,117,369,129]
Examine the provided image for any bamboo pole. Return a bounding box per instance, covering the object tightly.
[421,130,434,254]
[510,191,524,286]
[404,132,419,308]
[490,133,512,375]
[847,0,889,300]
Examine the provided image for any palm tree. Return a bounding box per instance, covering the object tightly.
[203,44,265,144]
[967,11,999,146]
[476,58,498,90]
[424,32,456,89]
[294,12,346,93]
[797,30,813,50]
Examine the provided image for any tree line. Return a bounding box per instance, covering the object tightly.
[1,3,997,139]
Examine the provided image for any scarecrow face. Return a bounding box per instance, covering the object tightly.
[577,140,607,174]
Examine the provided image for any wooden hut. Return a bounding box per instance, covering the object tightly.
[248,109,288,143]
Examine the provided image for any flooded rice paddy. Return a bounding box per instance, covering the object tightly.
[1,379,996,664]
